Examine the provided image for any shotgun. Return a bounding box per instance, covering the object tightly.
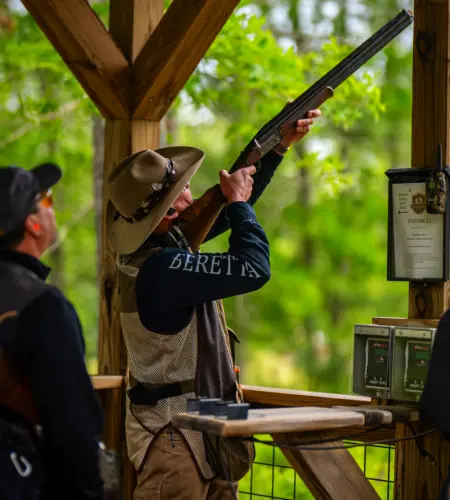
[173,9,414,253]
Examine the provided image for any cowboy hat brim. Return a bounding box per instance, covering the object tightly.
[106,146,204,255]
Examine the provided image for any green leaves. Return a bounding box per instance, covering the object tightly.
[0,1,412,389]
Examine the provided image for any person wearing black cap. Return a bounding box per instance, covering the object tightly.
[0,164,104,499]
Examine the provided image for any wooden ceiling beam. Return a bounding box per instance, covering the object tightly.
[110,0,164,64]
[132,0,241,120]
[21,0,131,119]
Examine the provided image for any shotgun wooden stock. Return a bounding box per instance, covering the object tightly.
[176,184,227,253]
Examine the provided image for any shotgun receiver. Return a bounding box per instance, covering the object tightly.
[173,9,414,253]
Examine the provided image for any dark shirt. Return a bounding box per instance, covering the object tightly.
[135,152,283,333]
[0,251,103,499]
[137,203,271,333]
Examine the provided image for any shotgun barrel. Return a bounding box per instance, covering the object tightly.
[231,9,413,171]
[175,10,414,252]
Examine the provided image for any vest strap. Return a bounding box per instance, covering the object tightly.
[127,377,196,406]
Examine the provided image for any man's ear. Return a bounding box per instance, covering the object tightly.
[24,213,42,239]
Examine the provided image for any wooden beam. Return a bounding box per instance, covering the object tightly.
[273,433,380,500]
[98,119,160,374]
[395,423,450,500]
[98,119,160,500]
[99,5,163,500]
[132,0,241,120]
[21,0,131,119]
[110,0,163,63]
[408,0,450,319]
[372,317,439,328]
[242,385,371,408]
[173,407,366,437]
[397,0,450,497]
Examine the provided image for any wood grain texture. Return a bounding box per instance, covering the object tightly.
[242,385,371,408]
[333,404,419,424]
[101,7,163,497]
[98,120,132,378]
[332,406,393,425]
[99,387,122,451]
[408,0,450,319]
[91,375,123,390]
[273,432,380,500]
[323,424,396,443]
[372,316,439,328]
[173,407,365,437]
[395,423,450,500]
[133,0,241,119]
[98,119,160,500]
[96,63,161,375]
[400,1,450,497]
[21,0,131,118]
[131,120,161,152]
[110,0,164,63]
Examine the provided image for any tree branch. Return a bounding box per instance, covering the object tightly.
[45,201,95,256]
[0,99,85,149]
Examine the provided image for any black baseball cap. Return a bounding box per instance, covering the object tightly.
[0,163,62,237]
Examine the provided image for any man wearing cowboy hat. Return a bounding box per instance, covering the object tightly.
[106,111,320,498]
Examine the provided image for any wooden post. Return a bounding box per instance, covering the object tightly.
[20,1,243,497]
[395,0,450,498]
[408,0,450,320]
[99,4,163,498]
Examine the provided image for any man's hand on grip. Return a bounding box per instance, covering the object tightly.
[219,166,256,204]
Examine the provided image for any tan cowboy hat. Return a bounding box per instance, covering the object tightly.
[106,146,205,255]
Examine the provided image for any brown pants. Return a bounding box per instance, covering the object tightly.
[134,428,238,500]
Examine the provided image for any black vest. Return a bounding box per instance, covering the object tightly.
[0,258,49,423]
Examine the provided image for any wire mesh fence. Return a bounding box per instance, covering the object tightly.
[239,436,395,499]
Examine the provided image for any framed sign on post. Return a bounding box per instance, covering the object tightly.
[385,167,450,282]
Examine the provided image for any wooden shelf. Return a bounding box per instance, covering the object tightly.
[372,317,439,328]
[241,385,371,408]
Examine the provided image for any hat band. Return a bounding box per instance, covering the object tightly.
[113,159,176,224]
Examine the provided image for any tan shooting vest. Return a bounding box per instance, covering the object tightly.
[117,242,241,479]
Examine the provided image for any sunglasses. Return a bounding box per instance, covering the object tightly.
[37,189,53,208]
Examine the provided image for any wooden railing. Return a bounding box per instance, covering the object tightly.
[92,377,425,499]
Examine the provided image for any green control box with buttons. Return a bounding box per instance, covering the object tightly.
[352,324,394,398]
[390,326,435,402]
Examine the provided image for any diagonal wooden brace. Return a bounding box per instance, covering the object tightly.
[132,0,241,120]
[273,432,380,500]
[21,0,131,118]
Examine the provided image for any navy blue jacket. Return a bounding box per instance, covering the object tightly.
[0,251,103,499]
[136,150,282,333]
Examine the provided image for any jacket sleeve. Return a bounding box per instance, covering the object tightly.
[420,308,450,437]
[136,202,270,315]
[16,289,104,500]
[204,150,283,242]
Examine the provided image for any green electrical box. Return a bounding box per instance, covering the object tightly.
[352,324,393,398]
[390,326,435,402]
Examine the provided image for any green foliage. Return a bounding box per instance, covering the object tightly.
[0,0,413,388]
[0,0,414,495]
